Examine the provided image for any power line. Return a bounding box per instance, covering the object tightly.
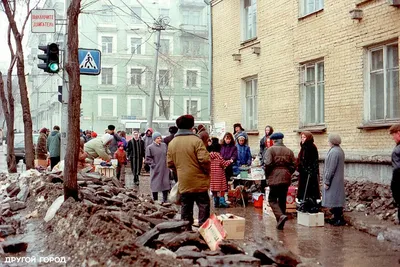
[166,25,208,41]
[135,0,157,22]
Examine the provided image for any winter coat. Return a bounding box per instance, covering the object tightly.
[46,130,61,158]
[127,138,145,176]
[109,133,122,156]
[297,141,320,200]
[77,148,88,171]
[210,152,231,192]
[234,131,248,145]
[36,133,48,160]
[197,128,210,148]
[143,128,154,152]
[322,145,345,208]
[163,134,175,147]
[259,135,273,160]
[392,142,400,171]
[236,144,252,166]
[84,137,111,161]
[220,143,238,162]
[114,149,127,165]
[167,129,211,194]
[145,142,171,192]
[264,140,296,186]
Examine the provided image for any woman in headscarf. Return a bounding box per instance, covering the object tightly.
[36,128,48,167]
[297,131,320,203]
[323,133,346,226]
[233,123,248,144]
[145,132,171,203]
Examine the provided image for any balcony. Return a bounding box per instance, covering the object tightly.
[178,0,205,8]
[179,24,208,37]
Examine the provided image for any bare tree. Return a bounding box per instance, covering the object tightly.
[63,0,81,200]
[1,0,40,170]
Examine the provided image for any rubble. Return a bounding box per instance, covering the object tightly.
[253,237,301,266]
[345,180,397,222]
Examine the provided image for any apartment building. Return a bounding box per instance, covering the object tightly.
[211,0,400,183]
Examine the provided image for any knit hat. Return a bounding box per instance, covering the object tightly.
[146,128,154,135]
[176,115,194,129]
[118,141,124,147]
[101,133,114,145]
[168,126,178,134]
[152,132,162,140]
[237,134,246,140]
[270,132,284,140]
[40,128,48,134]
[91,132,97,138]
[328,133,341,145]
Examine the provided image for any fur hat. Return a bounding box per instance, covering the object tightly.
[152,132,162,140]
[270,132,284,140]
[108,125,116,131]
[233,123,244,132]
[176,115,194,129]
[328,133,341,145]
[169,126,178,134]
[102,133,113,145]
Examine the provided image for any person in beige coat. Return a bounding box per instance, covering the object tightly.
[167,115,211,229]
[84,133,113,161]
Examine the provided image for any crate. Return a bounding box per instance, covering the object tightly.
[297,212,324,227]
[97,166,116,178]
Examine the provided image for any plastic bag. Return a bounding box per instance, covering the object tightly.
[168,182,181,205]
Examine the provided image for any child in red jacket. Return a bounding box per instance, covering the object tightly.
[114,142,127,184]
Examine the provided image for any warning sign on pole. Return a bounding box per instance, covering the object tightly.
[31,9,56,33]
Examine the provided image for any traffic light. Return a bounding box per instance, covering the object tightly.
[37,43,60,73]
[80,108,83,117]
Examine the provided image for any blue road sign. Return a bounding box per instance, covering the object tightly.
[78,48,101,75]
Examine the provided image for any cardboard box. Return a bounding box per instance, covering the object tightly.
[199,214,227,250]
[297,212,324,227]
[250,167,264,180]
[217,214,245,240]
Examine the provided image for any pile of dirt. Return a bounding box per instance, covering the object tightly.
[345,180,397,221]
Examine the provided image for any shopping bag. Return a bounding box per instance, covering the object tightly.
[168,182,181,205]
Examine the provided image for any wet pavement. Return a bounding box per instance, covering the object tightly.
[130,170,400,267]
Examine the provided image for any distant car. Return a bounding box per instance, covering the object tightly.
[4,133,40,163]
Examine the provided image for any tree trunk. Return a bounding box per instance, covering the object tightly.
[64,0,81,201]
[1,0,34,170]
[0,72,16,173]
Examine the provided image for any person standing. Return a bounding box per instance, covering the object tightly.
[127,131,145,186]
[322,133,346,226]
[389,124,400,224]
[36,128,48,168]
[145,132,171,203]
[47,126,61,170]
[197,124,209,148]
[143,128,154,172]
[233,123,248,144]
[114,142,127,185]
[164,126,178,147]
[259,125,274,161]
[264,132,296,230]
[107,125,122,156]
[167,115,211,229]
[297,131,320,205]
[235,134,252,171]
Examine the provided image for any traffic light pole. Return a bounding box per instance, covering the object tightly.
[60,0,71,160]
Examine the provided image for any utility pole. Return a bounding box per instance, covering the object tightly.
[204,0,213,129]
[147,18,165,129]
[60,0,71,159]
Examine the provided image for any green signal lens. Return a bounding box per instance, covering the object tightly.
[48,63,59,72]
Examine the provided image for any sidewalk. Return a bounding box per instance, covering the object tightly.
[344,212,400,245]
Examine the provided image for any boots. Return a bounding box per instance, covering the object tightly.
[219,197,230,208]
[213,197,220,208]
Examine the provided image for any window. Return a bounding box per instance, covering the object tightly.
[131,38,142,54]
[131,7,142,24]
[300,61,324,125]
[182,40,202,56]
[159,100,170,118]
[101,68,113,85]
[186,100,198,117]
[186,70,199,88]
[243,78,258,130]
[182,10,201,25]
[101,36,113,54]
[159,69,170,87]
[160,8,169,18]
[299,0,324,17]
[368,43,399,121]
[129,98,143,117]
[98,96,117,117]
[130,68,143,86]
[242,0,257,40]
[160,39,170,54]
[101,5,114,22]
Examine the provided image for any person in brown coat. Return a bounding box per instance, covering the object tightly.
[264,132,296,230]
[197,124,209,148]
[36,128,48,162]
[167,115,211,229]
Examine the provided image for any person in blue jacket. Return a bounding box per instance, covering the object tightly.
[234,134,252,175]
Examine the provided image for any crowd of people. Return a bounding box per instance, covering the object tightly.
[32,119,400,231]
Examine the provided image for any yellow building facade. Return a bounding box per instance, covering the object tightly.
[211,0,400,183]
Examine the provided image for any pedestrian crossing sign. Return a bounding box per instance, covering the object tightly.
[78,48,101,75]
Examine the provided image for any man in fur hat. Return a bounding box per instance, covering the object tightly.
[167,115,211,229]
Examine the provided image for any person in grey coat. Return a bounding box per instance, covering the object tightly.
[145,132,171,203]
[322,133,346,226]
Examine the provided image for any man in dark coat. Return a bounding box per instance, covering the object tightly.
[264,132,296,230]
[164,126,178,146]
[389,124,400,223]
[127,131,145,186]
[107,125,122,156]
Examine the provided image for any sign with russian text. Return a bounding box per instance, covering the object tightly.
[31,9,56,33]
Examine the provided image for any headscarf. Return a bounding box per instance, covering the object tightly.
[101,133,113,145]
